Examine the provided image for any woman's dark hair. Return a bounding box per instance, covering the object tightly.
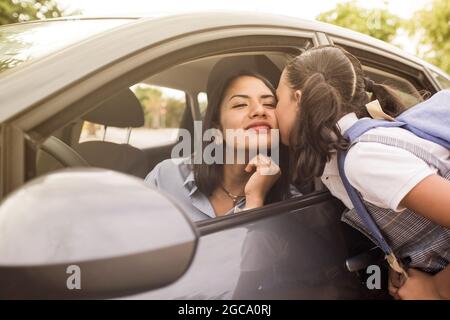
[193,70,290,203]
[285,45,409,185]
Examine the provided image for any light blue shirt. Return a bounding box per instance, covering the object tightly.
[145,158,245,221]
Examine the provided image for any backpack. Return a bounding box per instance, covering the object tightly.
[337,89,450,276]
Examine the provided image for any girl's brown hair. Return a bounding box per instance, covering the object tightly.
[285,45,408,184]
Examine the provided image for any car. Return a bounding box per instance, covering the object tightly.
[0,12,449,300]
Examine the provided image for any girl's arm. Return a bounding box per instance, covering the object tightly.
[396,174,450,300]
[400,174,450,228]
[396,265,450,300]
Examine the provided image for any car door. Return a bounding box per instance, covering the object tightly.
[126,192,374,299]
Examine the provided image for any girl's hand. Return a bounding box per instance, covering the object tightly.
[244,154,281,209]
[395,268,442,300]
[388,267,405,300]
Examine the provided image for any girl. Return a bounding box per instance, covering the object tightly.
[274,45,450,299]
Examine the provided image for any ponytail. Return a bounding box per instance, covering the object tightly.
[364,77,407,117]
[290,73,349,184]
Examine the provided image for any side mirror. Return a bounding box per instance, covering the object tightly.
[0,169,198,299]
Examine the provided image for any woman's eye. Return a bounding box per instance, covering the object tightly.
[232,104,247,108]
[263,103,276,108]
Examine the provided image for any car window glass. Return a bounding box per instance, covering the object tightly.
[79,84,187,149]
[433,72,450,89]
[363,66,422,107]
[198,92,208,118]
[0,19,132,74]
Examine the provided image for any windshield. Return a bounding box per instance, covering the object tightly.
[0,19,133,74]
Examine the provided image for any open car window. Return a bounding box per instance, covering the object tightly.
[79,84,187,149]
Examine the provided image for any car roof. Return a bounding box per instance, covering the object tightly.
[0,11,448,122]
[1,11,447,75]
[0,16,140,28]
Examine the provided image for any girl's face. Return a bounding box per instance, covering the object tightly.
[219,76,278,151]
[275,69,301,145]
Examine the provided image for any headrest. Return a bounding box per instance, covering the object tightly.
[206,55,281,99]
[82,88,144,128]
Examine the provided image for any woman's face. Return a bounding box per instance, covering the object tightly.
[219,76,278,152]
[275,69,300,145]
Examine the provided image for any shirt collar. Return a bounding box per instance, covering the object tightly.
[337,112,359,135]
[181,162,246,218]
[177,157,247,218]
[183,170,198,197]
[176,158,197,197]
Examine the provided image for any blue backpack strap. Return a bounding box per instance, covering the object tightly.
[337,150,393,255]
[344,118,405,143]
[401,124,450,150]
[337,149,408,276]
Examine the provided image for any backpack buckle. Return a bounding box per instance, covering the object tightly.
[386,252,409,279]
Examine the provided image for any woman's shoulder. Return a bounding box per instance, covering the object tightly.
[144,157,193,186]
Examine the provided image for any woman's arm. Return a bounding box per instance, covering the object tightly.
[400,174,450,228]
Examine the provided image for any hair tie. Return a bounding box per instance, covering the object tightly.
[364,77,375,92]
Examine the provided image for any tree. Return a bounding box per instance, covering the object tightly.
[0,0,76,26]
[316,1,403,43]
[409,0,450,74]
[133,85,186,129]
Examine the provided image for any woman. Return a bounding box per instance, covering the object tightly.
[272,45,450,299]
[145,56,290,221]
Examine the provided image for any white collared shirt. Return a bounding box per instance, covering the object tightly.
[321,113,450,212]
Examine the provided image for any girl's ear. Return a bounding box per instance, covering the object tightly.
[294,90,302,108]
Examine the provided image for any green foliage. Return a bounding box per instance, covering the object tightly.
[317,1,403,43]
[408,0,450,74]
[133,85,185,129]
[0,0,77,26]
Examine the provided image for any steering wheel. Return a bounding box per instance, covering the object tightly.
[40,136,89,167]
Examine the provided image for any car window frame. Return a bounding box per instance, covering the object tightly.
[430,70,450,90]
[9,32,317,196]
[326,35,439,95]
[195,190,334,235]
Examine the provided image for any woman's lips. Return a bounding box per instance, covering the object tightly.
[246,125,271,133]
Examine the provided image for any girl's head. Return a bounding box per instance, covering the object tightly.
[276,45,407,184]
